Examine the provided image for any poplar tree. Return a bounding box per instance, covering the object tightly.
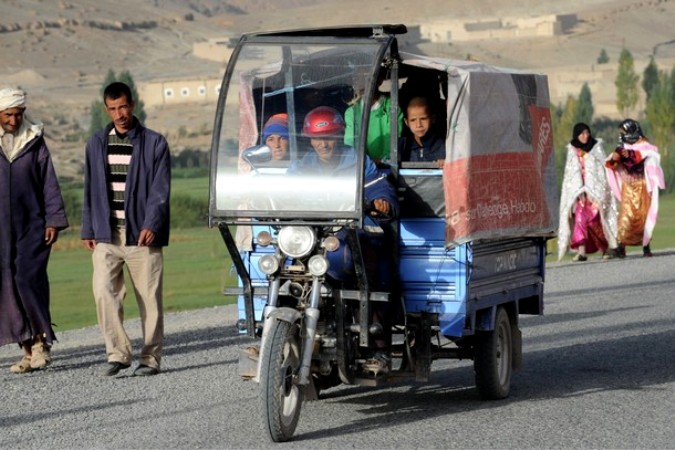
[645,70,675,157]
[117,70,147,124]
[615,48,639,116]
[553,96,578,188]
[575,82,594,125]
[642,56,659,101]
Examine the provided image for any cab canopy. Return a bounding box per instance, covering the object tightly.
[208,25,558,246]
[209,26,400,226]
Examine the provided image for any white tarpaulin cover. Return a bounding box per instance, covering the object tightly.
[400,53,558,248]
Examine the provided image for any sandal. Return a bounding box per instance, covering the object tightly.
[10,355,33,374]
[30,342,52,369]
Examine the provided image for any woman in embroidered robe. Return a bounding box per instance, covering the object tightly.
[605,119,665,257]
[558,123,618,261]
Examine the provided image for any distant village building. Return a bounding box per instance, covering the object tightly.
[138,77,223,107]
[138,27,424,109]
[136,36,237,107]
[421,14,578,43]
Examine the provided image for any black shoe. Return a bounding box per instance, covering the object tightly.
[643,245,653,257]
[102,361,130,377]
[133,364,159,376]
[616,244,626,258]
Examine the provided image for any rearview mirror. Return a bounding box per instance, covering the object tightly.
[242,145,273,169]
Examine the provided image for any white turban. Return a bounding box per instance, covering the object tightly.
[0,88,27,111]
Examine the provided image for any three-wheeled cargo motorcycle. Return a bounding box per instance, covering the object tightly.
[208,24,558,442]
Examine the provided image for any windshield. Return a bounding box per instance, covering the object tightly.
[211,39,386,221]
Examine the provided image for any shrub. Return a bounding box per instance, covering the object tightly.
[171,193,209,228]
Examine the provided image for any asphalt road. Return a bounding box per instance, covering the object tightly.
[1,249,675,449]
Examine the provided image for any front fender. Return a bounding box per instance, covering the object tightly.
[253,306,304,383]
[267,307,303,325]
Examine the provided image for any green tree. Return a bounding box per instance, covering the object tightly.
[60,188,83,227]
[591,117,621,150]
[88,70,147,138]
[642,56,659,101]
[102,69,117,95]
[645,66,675,192]
[615,48,640,116]
[645,70,675,157]
[117,70,147,123]
[560,95,578,135]
[550,104,564,190]
[87,69,120,136]
[575,82,594,125]
[552,96,578,189]
[597,48,609,64]
[87,99,107,137]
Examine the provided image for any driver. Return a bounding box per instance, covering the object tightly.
[288,106,395,216]
[288,106,398,375]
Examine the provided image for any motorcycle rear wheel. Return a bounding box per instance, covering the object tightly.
[474,306,513,400]
[259,319,303,442]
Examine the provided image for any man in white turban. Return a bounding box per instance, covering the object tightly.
[0,87,26,111]
[0,87,36,162]
[0,87,69,373]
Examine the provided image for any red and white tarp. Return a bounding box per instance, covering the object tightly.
[402,54,558,248]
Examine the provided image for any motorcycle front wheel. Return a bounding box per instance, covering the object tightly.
[259,319,303,442]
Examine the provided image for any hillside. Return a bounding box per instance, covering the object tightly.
[2,0,674,178]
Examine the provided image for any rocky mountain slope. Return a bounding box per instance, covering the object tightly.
[2,0,674,178]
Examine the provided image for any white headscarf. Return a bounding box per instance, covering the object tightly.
[0,88,27,111]
[0,88,43,161]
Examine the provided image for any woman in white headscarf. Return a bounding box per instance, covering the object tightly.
[558,123,618,261]
[0,87,68,373]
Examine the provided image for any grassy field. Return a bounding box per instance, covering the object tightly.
[46,174,675,332]
[48,174,236,332]
[49,226,236,332]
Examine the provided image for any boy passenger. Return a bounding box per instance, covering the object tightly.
[399,96,446,167]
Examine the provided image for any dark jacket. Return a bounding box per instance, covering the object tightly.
[287,145,399,220]
[0,129,68,346]
[399,131,446,162]
[81,119,171,246]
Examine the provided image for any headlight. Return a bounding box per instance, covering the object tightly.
[308,255,329,276]
[322,235,340,252]
[256,230,272,246]
[277,226,315,258]
[258,254,279,275]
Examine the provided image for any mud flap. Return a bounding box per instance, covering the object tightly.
[512,327,522,370]
[414,315,432,382]
[301,376,319,401]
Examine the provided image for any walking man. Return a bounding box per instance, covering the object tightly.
[82,82,171,376]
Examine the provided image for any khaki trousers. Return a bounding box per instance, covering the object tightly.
[92,228,164,369]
